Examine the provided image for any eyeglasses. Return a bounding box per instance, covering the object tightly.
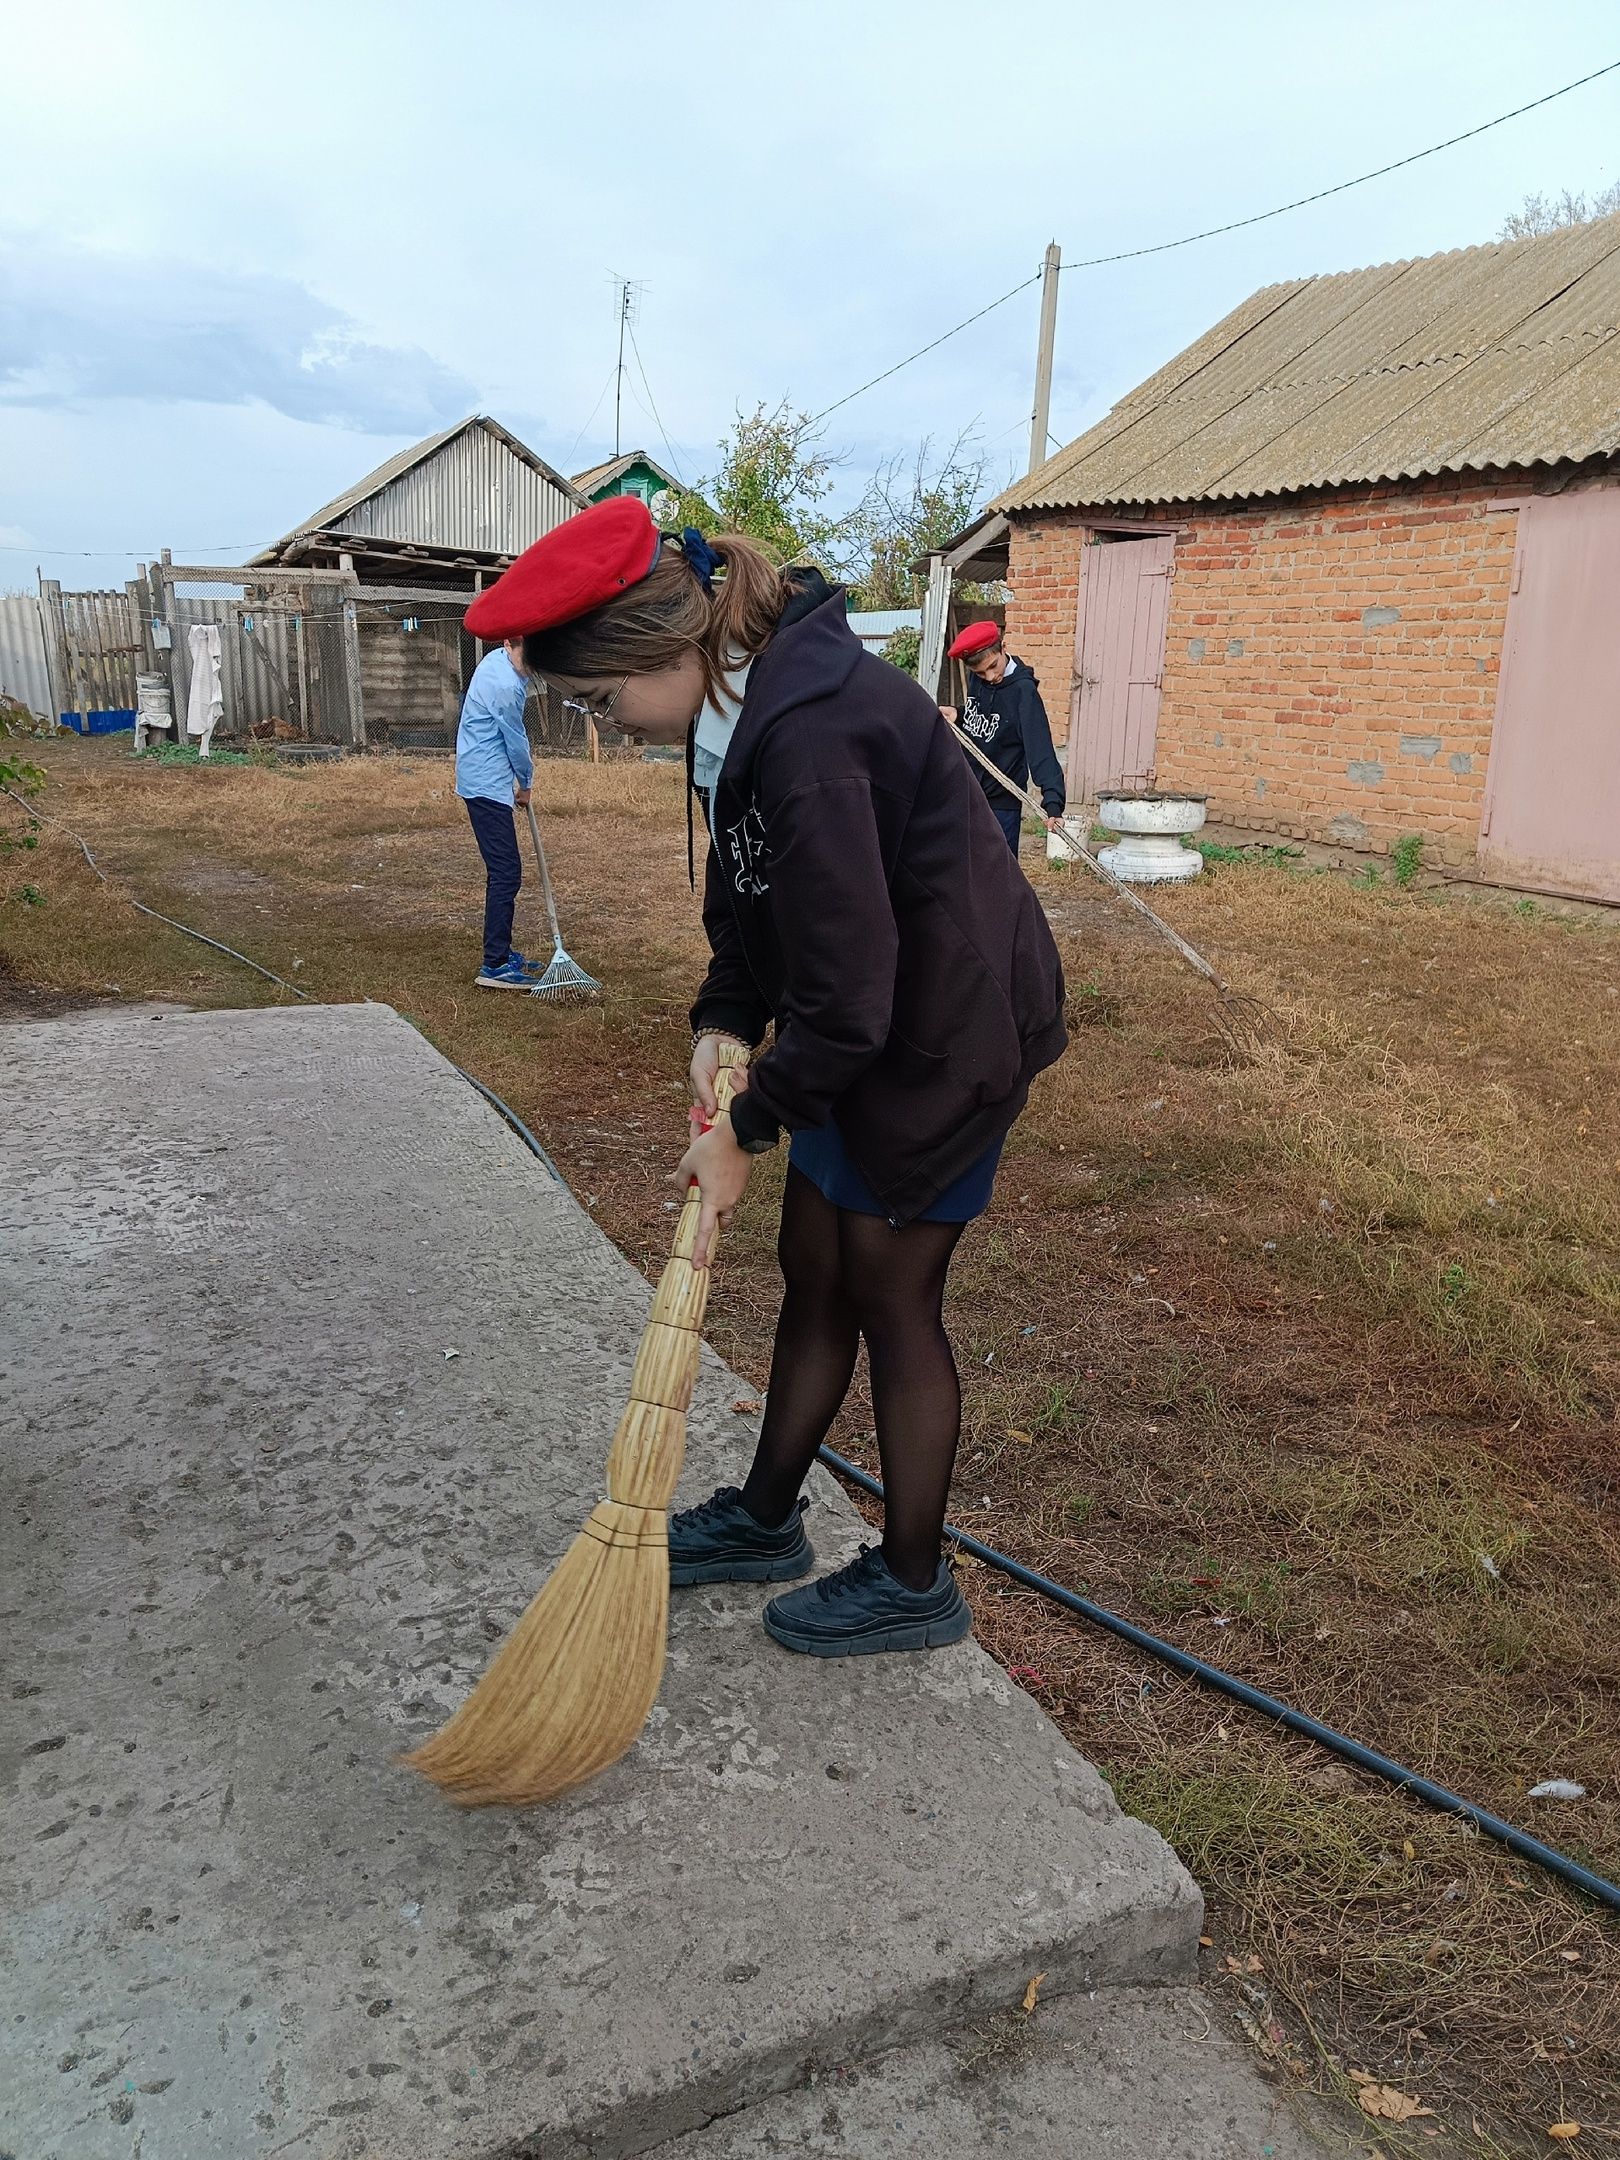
[560,677,627,728]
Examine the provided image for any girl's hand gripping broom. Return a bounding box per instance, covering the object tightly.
[403,1044,750,1808]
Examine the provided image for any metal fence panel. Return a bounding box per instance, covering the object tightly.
[0,594,51,719]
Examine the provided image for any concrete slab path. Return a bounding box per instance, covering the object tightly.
[0,1004,1327,2159]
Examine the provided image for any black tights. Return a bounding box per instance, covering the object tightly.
[739,1168,965,1591]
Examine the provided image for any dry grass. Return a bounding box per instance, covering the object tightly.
[5,736,1619,2154]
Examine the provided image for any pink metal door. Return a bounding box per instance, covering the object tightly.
[1479,489,1620,901]
[1067,534,1175,802]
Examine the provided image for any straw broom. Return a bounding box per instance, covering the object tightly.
[403,1046,750,1808]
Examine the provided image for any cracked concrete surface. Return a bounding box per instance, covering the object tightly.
[2,1003,1209,2159]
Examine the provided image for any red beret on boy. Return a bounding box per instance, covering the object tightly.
[948,621,1002,660]
[464,495,664,642]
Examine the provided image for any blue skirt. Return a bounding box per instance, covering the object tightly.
[788,1118,1003,1223]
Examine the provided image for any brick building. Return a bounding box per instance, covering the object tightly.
[995,215,1620,901]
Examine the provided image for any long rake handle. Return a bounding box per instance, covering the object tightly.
[949,721,1230,994]
[524,798,566,954]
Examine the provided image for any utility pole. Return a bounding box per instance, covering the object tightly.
[1028,241,1061,475]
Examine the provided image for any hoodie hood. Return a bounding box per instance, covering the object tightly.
[723,573,859,777]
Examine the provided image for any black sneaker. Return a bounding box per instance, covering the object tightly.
[668,1486,814,1586]
[762,1545,972,1657]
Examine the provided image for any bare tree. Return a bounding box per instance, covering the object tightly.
[850,431,991,612]
[1500,180,1620,240]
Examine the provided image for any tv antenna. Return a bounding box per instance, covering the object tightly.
[609,276,646,459]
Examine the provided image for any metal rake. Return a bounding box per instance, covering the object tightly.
[949,723,1279,1060]
[523,800,602,1002]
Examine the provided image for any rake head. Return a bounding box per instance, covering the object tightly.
[527,945,602,1002]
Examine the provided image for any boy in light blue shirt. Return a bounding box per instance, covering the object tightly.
[456,639,538,988]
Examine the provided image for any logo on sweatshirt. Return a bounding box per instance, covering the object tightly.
[961,692,999,744]
[725,803,770,896]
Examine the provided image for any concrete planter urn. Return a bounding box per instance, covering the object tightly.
[1096,792,1208,884]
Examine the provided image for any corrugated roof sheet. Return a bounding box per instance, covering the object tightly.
[253,417,583,563]
[997,214,1620,512]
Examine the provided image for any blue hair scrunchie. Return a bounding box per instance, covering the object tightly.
[681,527,722,593]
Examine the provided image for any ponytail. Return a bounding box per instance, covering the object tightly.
[522,528,797,703]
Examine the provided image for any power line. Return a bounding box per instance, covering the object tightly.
[807,270,1045,426]
[0,540,263,558]
[625,319,688,485]
[806,57,1620,427]
[1060,56,1620,270]
[562,361,624,474]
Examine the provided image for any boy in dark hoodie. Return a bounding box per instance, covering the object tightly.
[939,620,1066,851]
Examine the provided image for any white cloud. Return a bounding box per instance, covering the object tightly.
[0,244,475,435]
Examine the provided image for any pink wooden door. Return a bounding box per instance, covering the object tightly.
[1479,489,1620,901]
[1067,535,1175,802]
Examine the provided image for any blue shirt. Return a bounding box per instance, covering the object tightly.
[455,649,534,803]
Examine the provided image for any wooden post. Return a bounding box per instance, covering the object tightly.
[588,714,601,764]
[38,577,68,728]
[1028,241,1061,476]
[156,550,183,741]
[339,555,366,750]
[917,554,952,703]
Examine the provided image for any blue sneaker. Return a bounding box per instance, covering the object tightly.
[475,957,531,990]
[763,1545,972,1657]
[510,949,546,977]
[668,1486,814,1586]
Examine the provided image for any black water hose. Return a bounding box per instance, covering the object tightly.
[454,1066,564,1183]
[10,781,1613,1915]
[817,1446,1620,1916]
[2,782,313,1003]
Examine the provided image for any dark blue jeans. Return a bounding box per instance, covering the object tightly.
[992,799,1023,853]
[464,795,522,969]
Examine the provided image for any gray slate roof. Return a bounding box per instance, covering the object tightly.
[997,213,1620,512]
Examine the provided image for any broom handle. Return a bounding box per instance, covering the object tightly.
[949,721,1229,994]
[607,1045,750,1511]
[524,799,566,954]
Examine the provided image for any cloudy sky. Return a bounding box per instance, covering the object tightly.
[3,0,1617,587]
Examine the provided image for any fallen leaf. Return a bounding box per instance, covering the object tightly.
[1198,1934,1214,1948]
[1006,1428,1034,1445]
[1223,1952,1265,1975]
[1548,2125,1581,2141]
[730,1397,763,1415]
[1559,1950,1583,1964]
[1354,2080,1434,2123]
[1021,1971,1046,2015]
[1402,1840,1416,1862]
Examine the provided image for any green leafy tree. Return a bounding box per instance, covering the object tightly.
[1500,180,1620,240]
[851,432,991,611]
[663,401,863,574]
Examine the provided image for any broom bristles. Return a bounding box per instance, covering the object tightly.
[404,1051,747,1810]
[402,1502,669,1807]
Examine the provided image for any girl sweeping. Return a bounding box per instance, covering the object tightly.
[465,498,1066,1659]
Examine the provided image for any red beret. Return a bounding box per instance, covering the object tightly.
[948,621,1002,660]
[464,496,664,642]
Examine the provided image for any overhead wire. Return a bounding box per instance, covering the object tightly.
[1060,57,1620,270]
[804,56,1620,427]
[625,320,690,485]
